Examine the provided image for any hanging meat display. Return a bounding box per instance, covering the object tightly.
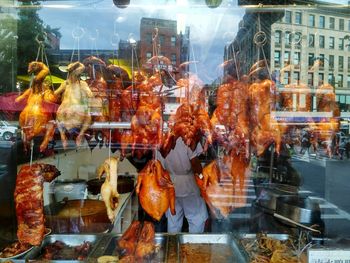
[14,164,60,246]
[135,160,175,221]
[15,61,58,152]
[97,157,120,223]
[55,62,93,148]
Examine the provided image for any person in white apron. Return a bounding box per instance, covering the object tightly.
[158,137,208,233]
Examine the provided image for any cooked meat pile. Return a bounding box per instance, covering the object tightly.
[42,240,92,260]
[117,221,156,262]
[180,243,234,263]
[0,241,32,258]
[97,157,120,222]
[14,164,60,246]
[136,160,175,221]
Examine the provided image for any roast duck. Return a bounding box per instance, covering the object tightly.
[54,62,93,148]
[136,160,176,221]
[14,163,60,246]
[117,220,156,263]
[15,61,58,152]
[196,156,247,218]
[97,157,120,222]
[121,71,163,158]
[83,56,110,147]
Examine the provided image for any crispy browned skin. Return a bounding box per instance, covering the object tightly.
[135,222,156,260]
[15,62,57,152]
[117,221,142,255]
[136,160,175,221]
[14,164,60,246]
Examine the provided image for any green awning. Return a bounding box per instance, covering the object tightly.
[17,74,65,84]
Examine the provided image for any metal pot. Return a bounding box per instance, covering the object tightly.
[44,199,111,233]
[87,175,134,195]
[276,196,321,224]
[54,179,87,202]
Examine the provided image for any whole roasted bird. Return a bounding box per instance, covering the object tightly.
[55,62,93,148]
[136,160,176,221]
[117,220,156,262]
[15,62,57,152]
[97,157,120,222]
[14,164,60,246]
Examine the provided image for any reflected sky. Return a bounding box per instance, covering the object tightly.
[38,0,245,83]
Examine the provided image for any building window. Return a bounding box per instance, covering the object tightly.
[348,20,350,31]
[308,14,315,27]
[308,73,314,87]
[295,12,302,24]
[339,56,344,71]
[347,75,350,89]
[308,34,315,47]
[171,53,176,65]
[348,57,350,72]
[329,37,334,49]
[339,38,344,50]
[293,72,300,84]
[329,17,335,29]
[319,16,325,28]
[171,36,176,47]
[319,35,325,48]
[318,54,325,70]
[159,35,165,46]
[146,34,152,44]
[319,73,324,85]
[274,31,282,45]
[283,71,290,84]
[328,74,335,86]
[285,31,292,46]
[293,52,300,65]
[146,52,152,59]
[284,51,291,66]
[308,53,314,67]
[339,19,344,30]
[337,74,343,88]
[294,32,302,46]
[274,51,281,67]
[329,55,334,69]
[285,11,292,23]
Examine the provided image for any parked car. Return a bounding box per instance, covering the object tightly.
[0,121,18,141]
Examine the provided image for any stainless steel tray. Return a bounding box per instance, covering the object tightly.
[177,234,247,263]
[90,233,169,263]
[24,234,102,262]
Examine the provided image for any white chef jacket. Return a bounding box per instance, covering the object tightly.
[158,137,203,197]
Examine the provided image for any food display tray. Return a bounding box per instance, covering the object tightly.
[21,234,103,262]
[90,233,169,263]
[177,233,248,263]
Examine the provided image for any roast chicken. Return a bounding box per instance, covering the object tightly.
[136,160,176,221]
[15,62,57,152]
[173,102,212,151]
[55,62,93,148]
[117,220,156,262]
[14,164,60,246]
[249,79,282,155]
[97,157,120,222]
[197,155,248,218]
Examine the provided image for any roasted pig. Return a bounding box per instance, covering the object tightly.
[14,164,60,246]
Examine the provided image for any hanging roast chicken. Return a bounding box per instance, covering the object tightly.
[15,61,58,152]
[135,160,175,221]
[54,62,93,148]
[97,157,120,222]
